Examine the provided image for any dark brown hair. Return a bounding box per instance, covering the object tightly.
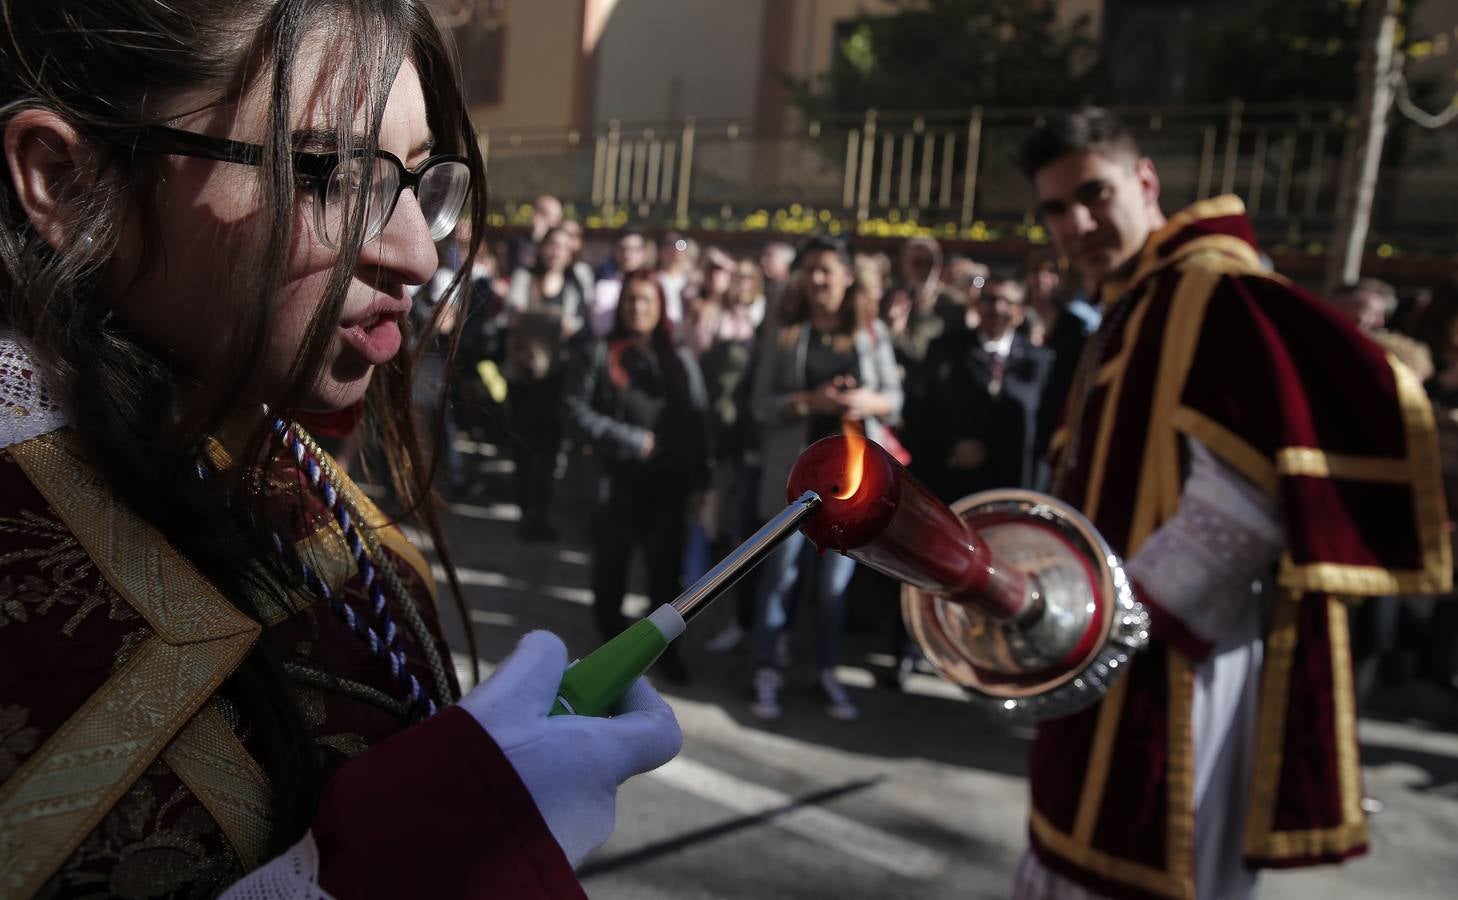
[778,242,873,351]
[0,0,485,852]
[1017,107,1141,180]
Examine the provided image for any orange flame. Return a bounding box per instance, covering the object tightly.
[834,419,867,500]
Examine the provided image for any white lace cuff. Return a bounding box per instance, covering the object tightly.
[217,831,335,900]
[1125,437,1285,648]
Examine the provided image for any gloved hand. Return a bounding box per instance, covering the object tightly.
[459,630,683,866]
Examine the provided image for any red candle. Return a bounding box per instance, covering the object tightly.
[786,433,1034,621]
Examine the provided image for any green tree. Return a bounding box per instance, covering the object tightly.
[1191,0,1420,104]
[785,0,1101,118]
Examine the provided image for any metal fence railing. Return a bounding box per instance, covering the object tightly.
[478,103,1458,255]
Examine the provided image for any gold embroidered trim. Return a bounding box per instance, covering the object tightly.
[1031,806,1191,900]
[1389,354,1452,590]
[1100,196,1256,304]
[0,633,256,896]
[1243,591,1298,856]
[1164,652,1196,890]
[1173,357,1449,598]
[1278,559,1438,596]
[1072,670,1130,844]
[0,430,259,896]
[1170,408,1279,495]
[12,432,260,646]
[1154,233,1265,277]
[162,700,273,869]
[1275,448,1414,483]
[1277,353,1449,596]
[376,525,435,604]
[1128,266,1219,553]
[1327,597,1365,832]
[1061,255,1214,890]
[293,518,359,599]
[1083,291,1154,523]
[1243,594,1368,861]
[1124,267,1217,896]
[1248,822,1369,861]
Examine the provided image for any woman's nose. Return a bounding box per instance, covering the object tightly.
[362,190,438,286]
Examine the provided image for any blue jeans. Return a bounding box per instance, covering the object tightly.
[752,530,856,671]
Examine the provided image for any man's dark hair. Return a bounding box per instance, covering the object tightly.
[793,235,852,271]
[1017,107,1141,180]
[615,226,647,244]
[983,268,1027,298]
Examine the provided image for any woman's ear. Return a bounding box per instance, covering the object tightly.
[4,109,101,249]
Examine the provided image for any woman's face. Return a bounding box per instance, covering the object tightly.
[107,35,440,413]
[704,263,732,299]
[559,220,583,254]
[621,280,662,336]
[800,250,851,316]
[730,261,760,305]
[539,230,572,272]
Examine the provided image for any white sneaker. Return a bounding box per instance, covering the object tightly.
[819,669,859,721]
[705,622,746,654]
[750,667,784,720]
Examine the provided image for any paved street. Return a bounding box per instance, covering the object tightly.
[417,444,1458,899]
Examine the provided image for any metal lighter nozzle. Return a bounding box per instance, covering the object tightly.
[672,490,822,623]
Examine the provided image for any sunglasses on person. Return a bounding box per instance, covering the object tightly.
[114,125,472,249]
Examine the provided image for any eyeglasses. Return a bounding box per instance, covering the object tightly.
[115,125,472,248]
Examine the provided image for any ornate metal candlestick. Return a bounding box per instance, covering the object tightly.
[786,434,1149,719]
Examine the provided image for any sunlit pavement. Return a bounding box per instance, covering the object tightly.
[415,441,1458,899]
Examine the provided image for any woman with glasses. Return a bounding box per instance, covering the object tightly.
[0,2,679,898]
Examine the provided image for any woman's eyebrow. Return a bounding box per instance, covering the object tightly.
[287,128,437,159]
[288,127,364,152]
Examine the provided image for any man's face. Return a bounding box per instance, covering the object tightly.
[901,246,935,285]
[760,245,791,282]
[1334,289,1388,333]
[616,235,647,271]
[1033,150,1160,287]
[976,281,1025,341]
[532,196,562,233]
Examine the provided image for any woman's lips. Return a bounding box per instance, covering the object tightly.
[338,314,402,366]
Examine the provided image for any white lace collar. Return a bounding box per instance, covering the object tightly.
[0,332,69,449]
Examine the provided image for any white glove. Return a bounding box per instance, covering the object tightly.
[459,630,683,866]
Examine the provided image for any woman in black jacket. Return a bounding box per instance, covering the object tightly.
[562,269,711,681]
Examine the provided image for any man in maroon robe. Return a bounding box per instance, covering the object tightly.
[1010,108,1450,900]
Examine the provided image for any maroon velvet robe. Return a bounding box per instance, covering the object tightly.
[1029,196,1450,899]
[0,419,583,899]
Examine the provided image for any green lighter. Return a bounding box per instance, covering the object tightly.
[550,491,822,718]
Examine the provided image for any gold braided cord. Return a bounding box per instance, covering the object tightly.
[286,425,458,704]
[283,662,415,722]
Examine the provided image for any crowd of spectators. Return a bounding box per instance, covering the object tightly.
[404,192,1458,724]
